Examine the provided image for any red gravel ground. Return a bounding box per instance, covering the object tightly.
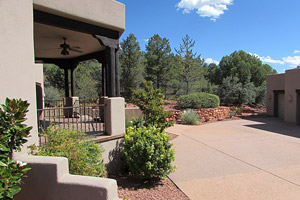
[111,174,190,200]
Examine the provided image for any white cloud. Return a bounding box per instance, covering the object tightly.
[206,58,219,65]
[259,56,284,65]
[177,0,233,21]
[294,50,300,54]
[282,56,300,67]
[250,52,300,67]
[143,39,149,42]
[249,53,285,65]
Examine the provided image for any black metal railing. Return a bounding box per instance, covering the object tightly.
[37,104,105,138]
[44,99,64,107]
[44,99,99,108]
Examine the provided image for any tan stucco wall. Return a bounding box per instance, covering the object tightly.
[14,155,120,200]
[0,0,41,149]
[284,69,300,123]
[33,0,125,35]
[266,69,300,124]
[266,73,285,116]
[100,138,123,174]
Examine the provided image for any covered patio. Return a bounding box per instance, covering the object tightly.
[33,3,126,137]
[34,9,121,99]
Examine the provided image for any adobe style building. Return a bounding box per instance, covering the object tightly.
[267,68,300,125]
[1,0,125,199]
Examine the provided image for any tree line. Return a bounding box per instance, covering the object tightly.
[43,33,277,106]
[119,33,277,105]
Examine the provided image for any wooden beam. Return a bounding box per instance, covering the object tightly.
[64,68,70,97]
[71,67,76,96]
[115,49,120,97]
[102,62,107,96]
[36,51,105,66]
[94,35,119,49]
[72,51,105,63]
[34,10,119,39]
[105,47,116,97]
[36,58,70,69]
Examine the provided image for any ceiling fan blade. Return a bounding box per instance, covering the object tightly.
[69,48,83,53]
[71,46,81,49]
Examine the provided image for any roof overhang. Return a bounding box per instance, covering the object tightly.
[33,0,125,35]
[33,0,124,62]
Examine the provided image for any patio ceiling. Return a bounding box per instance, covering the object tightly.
[34,22,104,59]
[32,6,122,97]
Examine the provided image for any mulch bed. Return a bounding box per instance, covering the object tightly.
[110,174,190,200]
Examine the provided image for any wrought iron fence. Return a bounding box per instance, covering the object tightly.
[37,104,105,139]
[44,99,64,107]
[44,99,99,108]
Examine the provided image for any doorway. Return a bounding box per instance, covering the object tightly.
[274,90,285,120]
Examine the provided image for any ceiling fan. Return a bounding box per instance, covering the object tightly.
[60,37,82,55]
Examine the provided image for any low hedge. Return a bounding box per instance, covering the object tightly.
[178,92,220,109]
[122,126,176,180]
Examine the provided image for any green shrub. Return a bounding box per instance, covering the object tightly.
[125,116,144,131]
[122,126,176,180]
[178,92,220,109]
[131,116,144,128]
[44,86,62,106]
[125,117,132,129]
[131,81,174,131]
[0,98,32,200]
[180,109,200,125]
[255,81,266,105]
[218,76,258,105]
[30,126,106,177]
[228,106,243,118]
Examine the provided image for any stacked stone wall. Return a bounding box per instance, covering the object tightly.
[167,106,230,123]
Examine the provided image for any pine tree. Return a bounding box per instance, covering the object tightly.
[119,33,144,99]
[145,34,171,91]
[175,35,205,95]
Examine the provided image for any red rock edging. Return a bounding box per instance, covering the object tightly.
[167,106,231,123]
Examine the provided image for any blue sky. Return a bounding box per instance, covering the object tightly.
[118,0,300,73]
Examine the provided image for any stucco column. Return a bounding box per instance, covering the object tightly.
[104,97,125,136]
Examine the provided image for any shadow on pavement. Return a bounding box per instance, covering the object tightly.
[241,115,300,139]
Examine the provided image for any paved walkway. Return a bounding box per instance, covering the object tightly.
[167,117,300,200]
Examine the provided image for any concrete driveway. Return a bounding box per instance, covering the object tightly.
[167,117,300,200]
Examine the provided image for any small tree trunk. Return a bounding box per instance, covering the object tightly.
[186,81,189,95]
[157,74,160,89]
[165,86,167,99]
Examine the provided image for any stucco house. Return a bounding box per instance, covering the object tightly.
[0,0,125,199]
[267,68,300,125]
